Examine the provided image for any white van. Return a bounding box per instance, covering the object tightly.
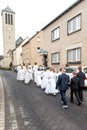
[66,66,87,87]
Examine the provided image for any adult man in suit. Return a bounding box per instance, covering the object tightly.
[77,66,86,101]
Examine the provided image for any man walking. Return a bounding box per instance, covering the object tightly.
[56,68,70,109]
[77,66,86,101]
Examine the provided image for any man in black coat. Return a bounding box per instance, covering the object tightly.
[56,68,70,109]
[77,66,86,101]
[70,71,81,106]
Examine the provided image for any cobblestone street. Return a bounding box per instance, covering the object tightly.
[0,70,87,130]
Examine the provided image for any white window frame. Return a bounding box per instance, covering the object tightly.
[51,52,60,64]
[76,15,81,30]
[51,27,60,41]
[67,48,81,62]
[68,14,81,34]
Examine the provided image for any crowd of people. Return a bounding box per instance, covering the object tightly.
[16,63,86,109]
[16,63,60,95]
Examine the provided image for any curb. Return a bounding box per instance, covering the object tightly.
[0,75,5,130]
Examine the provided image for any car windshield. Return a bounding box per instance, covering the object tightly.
[66,67,87,74]
[66,67,77,73]
[83,68,87,73]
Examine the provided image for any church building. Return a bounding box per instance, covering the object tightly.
[1,6,15,68]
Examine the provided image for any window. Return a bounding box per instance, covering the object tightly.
[67,48,81,63]
[51,27,60,41]
[36,37,40,42]
[11,14,13,25]
[5,13,7,24]
[67,14,81,34]
[8,14,10,24]
[76,15,81,30]
[51,52,60,64]
[5,13,13,25]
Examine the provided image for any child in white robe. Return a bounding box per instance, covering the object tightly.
[24,65,30,84]
[17,65,22,80]
[19,66,25,81]
[47,68,57,95]
[28,66,33,81]
[33,62,38,84]
[36,68,43,87]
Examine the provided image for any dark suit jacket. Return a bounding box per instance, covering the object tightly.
[56,73,70,91]
[70,76,79,90]
[77,71,86,87]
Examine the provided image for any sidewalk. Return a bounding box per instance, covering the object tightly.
[0,75,5,130]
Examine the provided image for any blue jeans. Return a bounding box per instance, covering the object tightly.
[60,90,67,105]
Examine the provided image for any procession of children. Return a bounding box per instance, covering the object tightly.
[16,63,86,109]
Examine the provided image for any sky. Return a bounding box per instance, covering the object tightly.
[0,0,78,55]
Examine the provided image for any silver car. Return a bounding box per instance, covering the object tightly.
[66,66,87,87]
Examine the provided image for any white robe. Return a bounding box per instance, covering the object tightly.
[29,68,33,80]
[19,68,25,81]
[41,71,50,91]
[33,65,38,83]
[24,69,30,84]
[48,71,57,95]
[36,70,43,87]
[17,66,22,80]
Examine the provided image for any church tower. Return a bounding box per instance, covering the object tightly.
[1,6,15,68]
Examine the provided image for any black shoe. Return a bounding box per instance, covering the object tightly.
[78,102,81,106]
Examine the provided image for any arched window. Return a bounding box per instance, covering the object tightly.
[8,14,10,24]
[11,14,13,25]
[5,13,7,24]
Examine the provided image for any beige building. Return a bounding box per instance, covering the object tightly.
[41,0,87,70]
[2,1,86,70]
[22,31,46,66]
[1,6,15,68]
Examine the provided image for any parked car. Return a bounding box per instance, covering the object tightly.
[66,66,87,87]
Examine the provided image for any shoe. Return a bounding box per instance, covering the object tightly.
[45,91,49,95]
[53,93,56,96]
[78,102,81,106]
[62,105,68,109]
